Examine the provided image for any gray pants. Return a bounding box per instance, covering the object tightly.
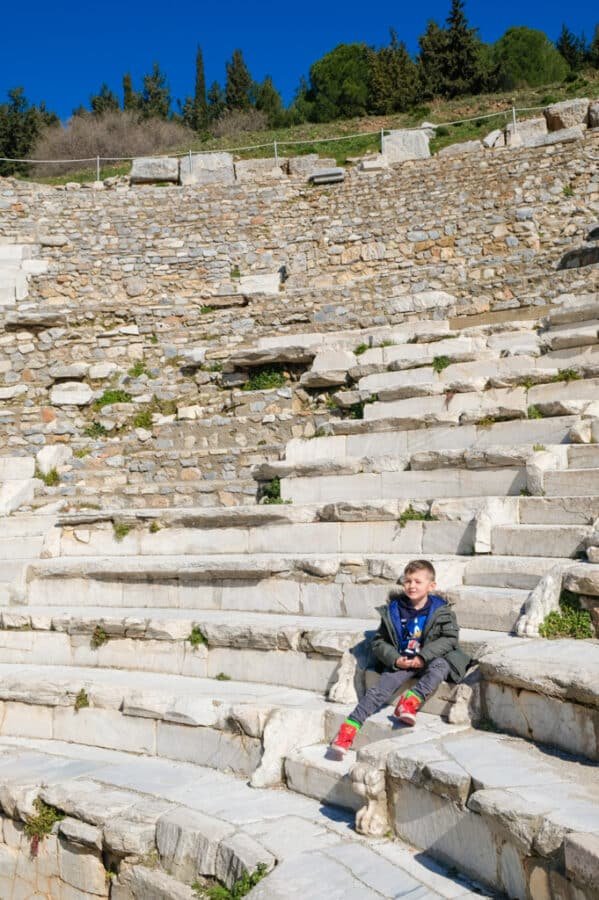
[349,657,451,726]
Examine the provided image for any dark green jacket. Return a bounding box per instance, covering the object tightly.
[371,591,470,682]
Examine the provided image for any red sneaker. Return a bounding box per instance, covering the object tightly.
[394,690,423,726]
[329,721,359,759]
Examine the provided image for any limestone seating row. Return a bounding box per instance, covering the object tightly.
[0,243,48,308]
[290,723,599,899]
[0,663,330,786]
[0,738,485,900]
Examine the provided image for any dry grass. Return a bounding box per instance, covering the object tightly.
[31,111,194,176]
[212,108,268,138]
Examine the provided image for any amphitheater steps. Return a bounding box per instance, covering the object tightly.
[444,585,530,632]
[0,738,488,900]
[491,524,593,557]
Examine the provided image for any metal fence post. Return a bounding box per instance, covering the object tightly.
[274,141,278,166]
[96,156,100,182]
[380,128,384,153]
[512,104,517,134]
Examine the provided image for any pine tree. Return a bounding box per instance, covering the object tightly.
[90,83,119,116]
[556,24,586,71]
[123,73,141,112]
[0,87,57,176]
[225,49,253,110]
[368,30,420,114]
[589,24,599,68]
[418,20,448,97]
[141,63,171,119]
[207,81,226,122]
[255,76,284,125]
[443,0,486,97]
[192,46,208,130]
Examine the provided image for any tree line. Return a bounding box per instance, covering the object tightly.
[1,0,599,175]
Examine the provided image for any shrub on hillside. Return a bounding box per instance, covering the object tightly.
[211,108,268,138]
[31,110,194,175]
[492,27,570,88]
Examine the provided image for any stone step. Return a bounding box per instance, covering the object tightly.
[285,706,470,813]
[0,663,328,784]
[0,513,57,537]
[518,495,599,524]
[527,376,599,415]
[286,415,579,464]
[0,535,45,559]
[445,585,530,632]
[363,385,527,425]
[491,524,592,558]
[56,517,476,557]
[463,555,571,589]
[374,726,599,898]
[0,457,35,481]
[479,637,599,760]
[0,737,485,900]
[568,445,599,469]
[25,554,470,614]
[281,467,527,505]
[544,467,599,497]
[0,608,507,688]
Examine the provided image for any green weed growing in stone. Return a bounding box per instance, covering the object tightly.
[35,467,60,487]
[128,359,152,379]
[527,405,543,420]
[91,625,109,649]
[84,421,108,438]
[113,522,132,542]
[533,444,546,452]
[188,626,207,648]
[150,333,159,344]
[354,342,369,355]
[149,520,161,533]
[260,477,290,505]
[518,376,536,390]
[74,688,89,710]
[25,798,64,857]
[200,305,215,314]
[432,355,451,374]
[230,265,241,280]
[214,672,231,681]
[552,368,580,383]
[242,369,286,391]
[73,448,91,459]
[94,389,133,410]
[193,864,268,899]
[132,409,154,430]
[562,184,574,198]
[539,590,593,640]
[398,505,435,528]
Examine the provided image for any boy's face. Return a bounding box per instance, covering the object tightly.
[403,569,435,606]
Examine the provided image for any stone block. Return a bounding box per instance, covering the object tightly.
[36,444,73,476]
[0,457,34,481]
[382,130,430,163]
[234,157,285,181]
[130,157,179,184]
[505,117,547,147]
[544,99,589,131]
[237,272,280,295]
[438,140,483,158]
[589,101,599,128]
[179,152,234,186]
[483,128,505,148]
[58,841,108,895]
[50,382,93,406]
[309,167,345,184]
[564,832,599,887]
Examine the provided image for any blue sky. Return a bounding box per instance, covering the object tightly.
[2,0,596,119]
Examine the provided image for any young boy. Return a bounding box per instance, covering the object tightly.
[329,559,470,758]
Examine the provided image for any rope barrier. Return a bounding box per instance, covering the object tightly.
[0,104,557,167]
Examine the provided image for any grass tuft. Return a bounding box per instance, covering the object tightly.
[527,405,543,420]
[94,389,132,410]
[25,798,64,857]
[90,625,109,649]
[84,421,108,438]
[35,467,60,487]
[189,626,207,649]
[551,368,580,383]
[398,504,435,528]
[74,688,89,710]
[214,672,231,682]
[432,355,451,374]
[539,590,593,640]
[113,522,132,542]
[193,863,269,899]
[242,368,287,391]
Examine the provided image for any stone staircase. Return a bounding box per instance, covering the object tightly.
[0,126,598,898]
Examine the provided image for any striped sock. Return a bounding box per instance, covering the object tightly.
[345,717,362,730]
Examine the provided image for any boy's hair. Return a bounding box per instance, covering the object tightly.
[401,559,436,580]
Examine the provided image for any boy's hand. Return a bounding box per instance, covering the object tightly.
[395,656,425,670]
